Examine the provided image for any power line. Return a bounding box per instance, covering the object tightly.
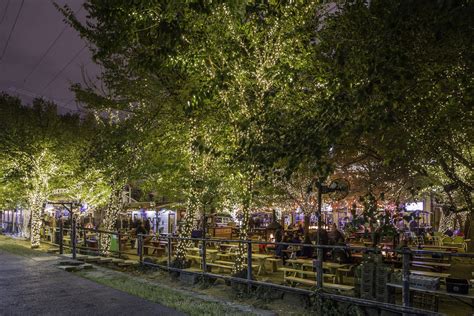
[0,0,10,25]
[23,27,68,84]
[0,0,24,62]
[23,4,84,84]
[8,86,79,112]
[41,45,87,93]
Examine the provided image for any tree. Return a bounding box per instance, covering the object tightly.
[0,94,87,247]
[314,0,473,235]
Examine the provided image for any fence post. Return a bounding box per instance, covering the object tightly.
[97,228,101,256]
[167,235,172,269]
[402,248,411,307]
[59,219,64,254]
[316,246,323,290]
[201,237,207,273]
[118,231,122,259]
[83,227,87,249]
[247,240,252,290]
[138,234,144,264]
[72,216,77,259]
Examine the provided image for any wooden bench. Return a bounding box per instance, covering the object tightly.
[206,262,234,273]
[411,261,451,270]
[186,255,203,264]
[110,258,125,264]
[217,253,234,259]
[410,270,450,279]
[63,254,88,260]
[83,256,101,263]
[395,269,450,280]
[324,282,355,291]
[144,245,165,256]
[117,260,138,267]
[47,248,60,254]
[411,264,435,271]
[97,257,113,263]
[266,258,281,272]
[215,260,259,270]
[279,268,336,283]
[286,276,317,286]
[285,276,354,291]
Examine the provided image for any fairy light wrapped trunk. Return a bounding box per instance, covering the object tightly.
[21,208,31,239]
[233,179,254,274]
[100,187,124,255]
[234,203,250,274]
[28,194,44,248]
[175,196,198,266]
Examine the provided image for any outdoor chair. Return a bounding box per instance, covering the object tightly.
[338,264,356,285]
[441,236,452,245]
[431,236,442,246]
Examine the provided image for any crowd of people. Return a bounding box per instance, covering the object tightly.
[273,223,347,264]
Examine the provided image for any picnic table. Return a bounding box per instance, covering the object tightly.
[395,269,451,280]
[387,283,474,312]
[214,251,275,275]
[412,245,460,252]
[286,258,349,283]
[186,247,219,262]
[409,270,451,280]
[143,240,165,256]
[279,267,354,292]
[251,253,275,275]
[411,260,451,271]
[219,243,239,249]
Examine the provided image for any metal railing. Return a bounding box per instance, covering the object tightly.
[5,222,473,315]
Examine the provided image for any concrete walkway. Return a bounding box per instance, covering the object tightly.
[0,250,184,316]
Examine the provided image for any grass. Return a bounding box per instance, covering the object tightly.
[76,270,256,316]
[0,235,49,257]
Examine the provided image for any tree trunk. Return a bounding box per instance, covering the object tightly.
[175,206,196,266]
[304,214,310,239]
[30,203,42,248]
[22,209,31,239]
[27,190,45,249]
[234,199,251,274]
[100,189,122,255]
[468,214,474,252]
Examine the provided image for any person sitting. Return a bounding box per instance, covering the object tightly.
[445,228,454,237]
[297,223,304,235]
[299,235,314,258]
[258,236,267,253]
[291,233,301,244]
[276,235,290,265]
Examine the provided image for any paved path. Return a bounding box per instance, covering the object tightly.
[0,250,185,316]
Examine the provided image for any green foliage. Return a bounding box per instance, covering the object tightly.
[52,0,473,243]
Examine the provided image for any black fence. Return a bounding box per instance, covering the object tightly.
[3,220,472,315]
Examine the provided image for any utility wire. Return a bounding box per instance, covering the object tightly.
[23,26,68,84]
[0,0,24,62]
[23,4,84,84]
[41,45,87,93]
[0,0,10,25]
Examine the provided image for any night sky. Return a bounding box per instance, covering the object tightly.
[0,0,98,113]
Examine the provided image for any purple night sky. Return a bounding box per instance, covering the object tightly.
[0,0,98,113]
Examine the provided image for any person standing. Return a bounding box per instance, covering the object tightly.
[328,223,345,245]
[135,220,147,254]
